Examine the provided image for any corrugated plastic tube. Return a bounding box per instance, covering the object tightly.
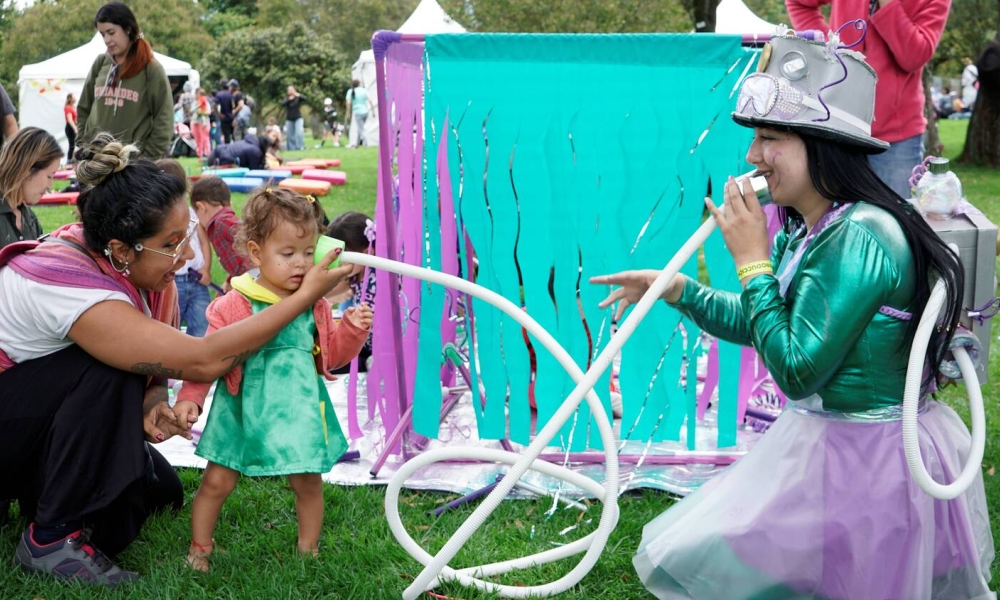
[901,262,986,500]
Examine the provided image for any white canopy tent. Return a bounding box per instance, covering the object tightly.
[349,0,466,147]
[17,33,199,161]
[715,0,784,35]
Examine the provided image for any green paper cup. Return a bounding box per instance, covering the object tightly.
[315,235,345,269]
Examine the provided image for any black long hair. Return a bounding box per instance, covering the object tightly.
[800,133,963,386]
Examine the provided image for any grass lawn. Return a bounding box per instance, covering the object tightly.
[2,124,997,598]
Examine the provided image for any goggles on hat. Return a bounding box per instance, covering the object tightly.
[735,72,871,135]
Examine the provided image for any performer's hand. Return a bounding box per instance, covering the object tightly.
[703,177,770,269]
[590,270,686,321]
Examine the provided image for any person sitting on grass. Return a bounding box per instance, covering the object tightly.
[179,187,373,571]
[0,133,351,586]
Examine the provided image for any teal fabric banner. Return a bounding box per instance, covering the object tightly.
[422,33,756,449]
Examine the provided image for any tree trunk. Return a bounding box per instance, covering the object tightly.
[691,0,721,32]
[959,41,1000,167]
[923,67,943,156]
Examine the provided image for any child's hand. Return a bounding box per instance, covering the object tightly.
[324,278,353,304]
[173,400,201,431]
[344,303,373,330]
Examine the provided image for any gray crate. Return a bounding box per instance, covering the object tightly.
[926,208,997,384]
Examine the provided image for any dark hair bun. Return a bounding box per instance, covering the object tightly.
[75,132,140,187]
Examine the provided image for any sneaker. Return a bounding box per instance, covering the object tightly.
[15,525,139,586]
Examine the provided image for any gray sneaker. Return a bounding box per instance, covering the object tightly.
[15,525,140,586]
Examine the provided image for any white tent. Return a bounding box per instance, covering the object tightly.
[17,33,199,161]
[715,0,783,35]
[349,0,466,147]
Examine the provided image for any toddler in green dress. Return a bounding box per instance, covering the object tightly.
[178,187,373,571]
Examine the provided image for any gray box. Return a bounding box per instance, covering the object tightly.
[926,208,997,384]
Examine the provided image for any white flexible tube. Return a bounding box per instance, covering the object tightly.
[341,214,719,599]
[901,275,987,500]
[349,212,985,596]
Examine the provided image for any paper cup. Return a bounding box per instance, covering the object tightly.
[314,235,345,269]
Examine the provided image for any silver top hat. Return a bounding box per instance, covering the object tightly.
[732,32,889,153]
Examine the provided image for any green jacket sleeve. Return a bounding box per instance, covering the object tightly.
[668,226,791,346]
[139,60,173,159]
[76,55,105,146]
[739,218,902,399]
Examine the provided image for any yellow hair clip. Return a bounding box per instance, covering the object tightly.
[305,194,316,204]
[265,187,273,195]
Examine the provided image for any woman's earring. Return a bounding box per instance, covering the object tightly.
[106,248,131,276]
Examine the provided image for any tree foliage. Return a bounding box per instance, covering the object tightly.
[0,0,211,94]
[198,21,351,124]
[256,0,417,58]
[934,0,999,74]
[437,0,690,33]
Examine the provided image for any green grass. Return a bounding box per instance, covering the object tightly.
[5,124,999,598]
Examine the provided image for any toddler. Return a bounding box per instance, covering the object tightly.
[179,188,373,570]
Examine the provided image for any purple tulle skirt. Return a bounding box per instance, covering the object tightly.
[634,399,995,599]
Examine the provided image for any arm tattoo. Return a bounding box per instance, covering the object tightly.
[130,362,183,379]
[223,350,255,371]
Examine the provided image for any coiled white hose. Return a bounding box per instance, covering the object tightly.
[343,215,985,597]
[341,214,720,599]
[902,269,986,500]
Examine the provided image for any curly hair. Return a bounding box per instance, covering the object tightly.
[236,187,326,255]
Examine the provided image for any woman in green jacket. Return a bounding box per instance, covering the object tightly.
[76,2,172,160]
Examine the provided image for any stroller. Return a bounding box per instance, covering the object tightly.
[167,121,198,158]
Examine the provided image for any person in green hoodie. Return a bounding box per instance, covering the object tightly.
[76,2,172,161]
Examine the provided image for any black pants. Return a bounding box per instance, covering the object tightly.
[220,119,234,144]
[0,345,182,557]
[65,124,76,164]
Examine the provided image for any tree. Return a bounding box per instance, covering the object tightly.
[256,0,418,58]
[436,0,690,33]
[198,21,351,126]
[959,39,1000,167]
[0,0,211,94]
[932,0,998,75]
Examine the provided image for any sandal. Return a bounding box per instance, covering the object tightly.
[185,540,213,572]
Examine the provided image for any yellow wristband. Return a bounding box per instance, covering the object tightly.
[736,261,773,280]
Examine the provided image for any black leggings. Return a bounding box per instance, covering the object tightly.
[65,123,76,163]
[0,345,183,557]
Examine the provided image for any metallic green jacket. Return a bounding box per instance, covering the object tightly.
[672,203,916,413]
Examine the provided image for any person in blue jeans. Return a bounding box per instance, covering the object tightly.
[281,86,305,151]
[156,159,211,336]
